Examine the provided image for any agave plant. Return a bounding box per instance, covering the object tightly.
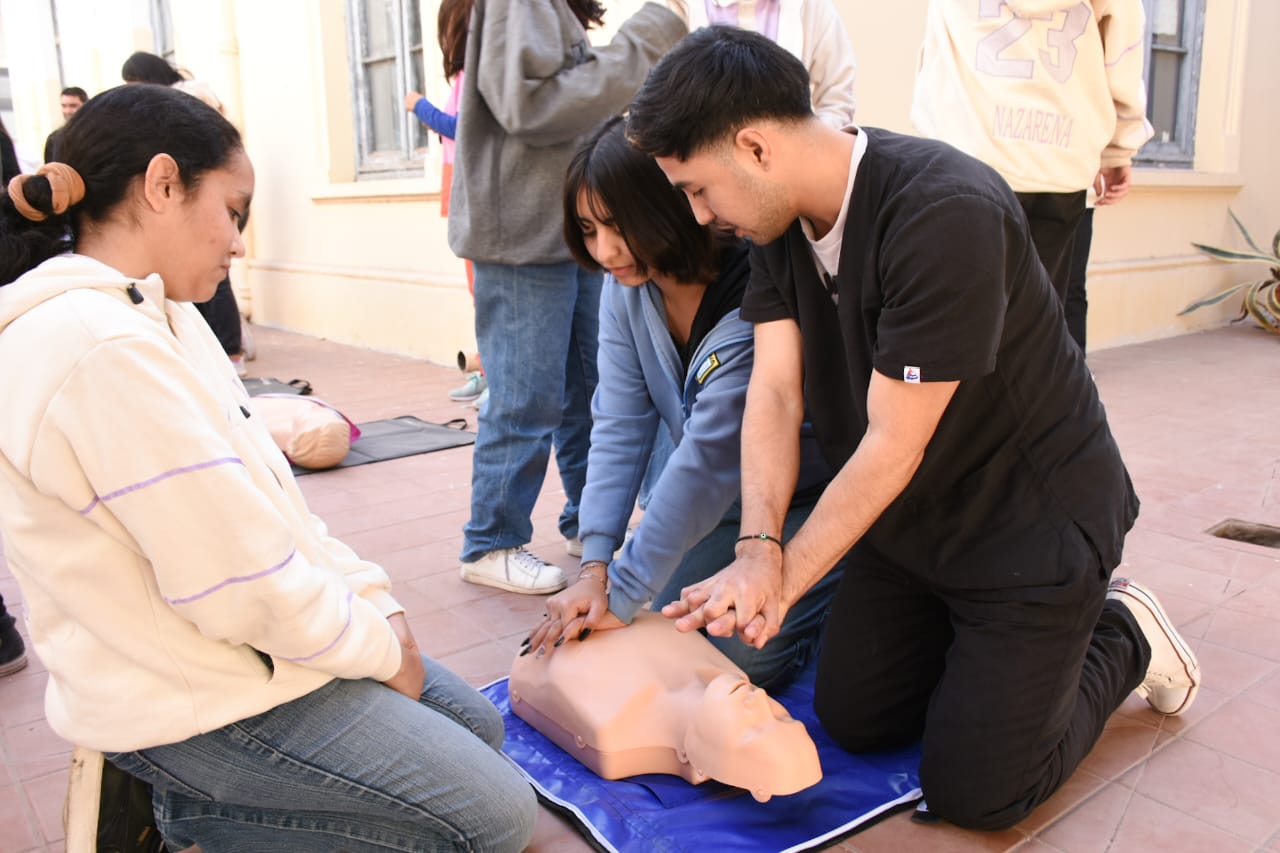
[1180,210,1280,333]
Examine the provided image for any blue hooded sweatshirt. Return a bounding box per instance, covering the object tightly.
[578,245,830,622]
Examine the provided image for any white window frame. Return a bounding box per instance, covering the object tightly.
[346,0,429,179]
[1137,0,1204,167]
[149,0,176,63]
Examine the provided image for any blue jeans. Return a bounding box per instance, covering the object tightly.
[105,656,537,852]
[461,261,601,562]
[650,500,845,690]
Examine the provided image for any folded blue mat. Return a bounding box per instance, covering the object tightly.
[481,666,921,852]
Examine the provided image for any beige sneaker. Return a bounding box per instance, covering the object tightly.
[1107,577,1201,715]
[460,547,566,594]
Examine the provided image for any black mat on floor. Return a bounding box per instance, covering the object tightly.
[291,415,474,476]
[243,377,313,396]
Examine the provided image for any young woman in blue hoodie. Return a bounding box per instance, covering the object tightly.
[524,117,843,688]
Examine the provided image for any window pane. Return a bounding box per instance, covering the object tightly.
[366,59,399,152]
[409,46,428,149]
[362,0,397,59]
[1147,49,1181,143]
[407,0,423,50]
[1149,0,1183,47]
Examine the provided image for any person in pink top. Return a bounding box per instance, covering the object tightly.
[405,0,488,405]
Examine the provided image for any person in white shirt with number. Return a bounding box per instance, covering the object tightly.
[689,0,858,128]
[911,0,1152,349]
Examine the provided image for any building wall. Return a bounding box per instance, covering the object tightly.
[2,0,1276,366]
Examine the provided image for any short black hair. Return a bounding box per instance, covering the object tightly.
[563,117,727,285]
[61,87,88,102]
[627,26,812,161]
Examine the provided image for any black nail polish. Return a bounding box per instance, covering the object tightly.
[578,628,592,642]
[520,635,531,646]
[553,636,566,648]
[518,645,531,657]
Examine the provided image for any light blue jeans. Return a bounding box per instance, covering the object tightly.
[651,500,846,690]
[105,656,536,852]
[461,261,601,562]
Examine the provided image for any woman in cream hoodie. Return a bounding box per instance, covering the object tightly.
[0,84,534,852]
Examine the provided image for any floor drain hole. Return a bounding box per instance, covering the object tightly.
[1206,518,1280,549]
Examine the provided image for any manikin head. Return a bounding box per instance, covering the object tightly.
[627,26,815,245]
[509,611,822,802]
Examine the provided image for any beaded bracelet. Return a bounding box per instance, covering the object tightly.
[735,532,784,548]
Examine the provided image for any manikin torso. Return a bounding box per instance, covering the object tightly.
[509,611,822,801]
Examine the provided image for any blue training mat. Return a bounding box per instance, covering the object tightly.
[481,666,922,853]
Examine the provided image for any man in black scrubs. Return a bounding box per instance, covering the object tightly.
[627,26,1201,831]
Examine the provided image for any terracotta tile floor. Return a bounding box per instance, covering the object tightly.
[3,322,1280,853]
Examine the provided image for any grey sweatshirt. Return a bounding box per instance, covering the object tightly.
[448,1,687,265]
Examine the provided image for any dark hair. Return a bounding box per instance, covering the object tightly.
[121,51,184,85]
[566,0,606,29]
[61,87,89,102]
[438,0,472,79]
[563,117,726,285]
[627,26,812,160]
[1,84,243,286]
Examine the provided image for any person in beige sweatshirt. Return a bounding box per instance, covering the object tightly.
[911,0,1152,347]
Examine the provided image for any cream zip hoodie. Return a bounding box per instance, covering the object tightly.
[911,0,1153,193]
[0,255,403,751]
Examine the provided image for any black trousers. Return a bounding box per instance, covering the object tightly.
[813,518,1148,830]
[1016,190,1087,317]
[195,277,242,356]
[1064,209,1095,352]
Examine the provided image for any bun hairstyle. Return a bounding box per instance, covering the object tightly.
[0,83,242,286]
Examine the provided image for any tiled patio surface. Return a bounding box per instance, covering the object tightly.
[3,321,1280,853]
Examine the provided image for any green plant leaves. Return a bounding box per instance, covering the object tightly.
[1178,281,1259,315]
[1191,242,1280,264]
[1183,209,1280,332]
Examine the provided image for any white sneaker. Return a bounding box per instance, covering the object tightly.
[450,372,487,402]
[1107,577,1201,715]
[460,548,566,594]
[241,319,257,360]
[469,386,489,411]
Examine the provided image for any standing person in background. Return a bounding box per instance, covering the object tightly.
[448,0,687,595]
[121,50,250,374]
[910,0,1151,351]
[0,593,26,676]
[687,0,857,128]
[43,87,89,163]
[0,116,19,185]
[404,0,489,408]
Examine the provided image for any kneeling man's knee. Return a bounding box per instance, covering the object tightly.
[918,764,1032,831]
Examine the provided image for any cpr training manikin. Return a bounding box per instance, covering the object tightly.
[509,611,823,802]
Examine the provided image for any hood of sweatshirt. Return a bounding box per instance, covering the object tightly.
[1005,0,1087,16]
[0,254,168,335]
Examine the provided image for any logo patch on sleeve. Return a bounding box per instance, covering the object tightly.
[695,352,722,384]
[903,365,921,384]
